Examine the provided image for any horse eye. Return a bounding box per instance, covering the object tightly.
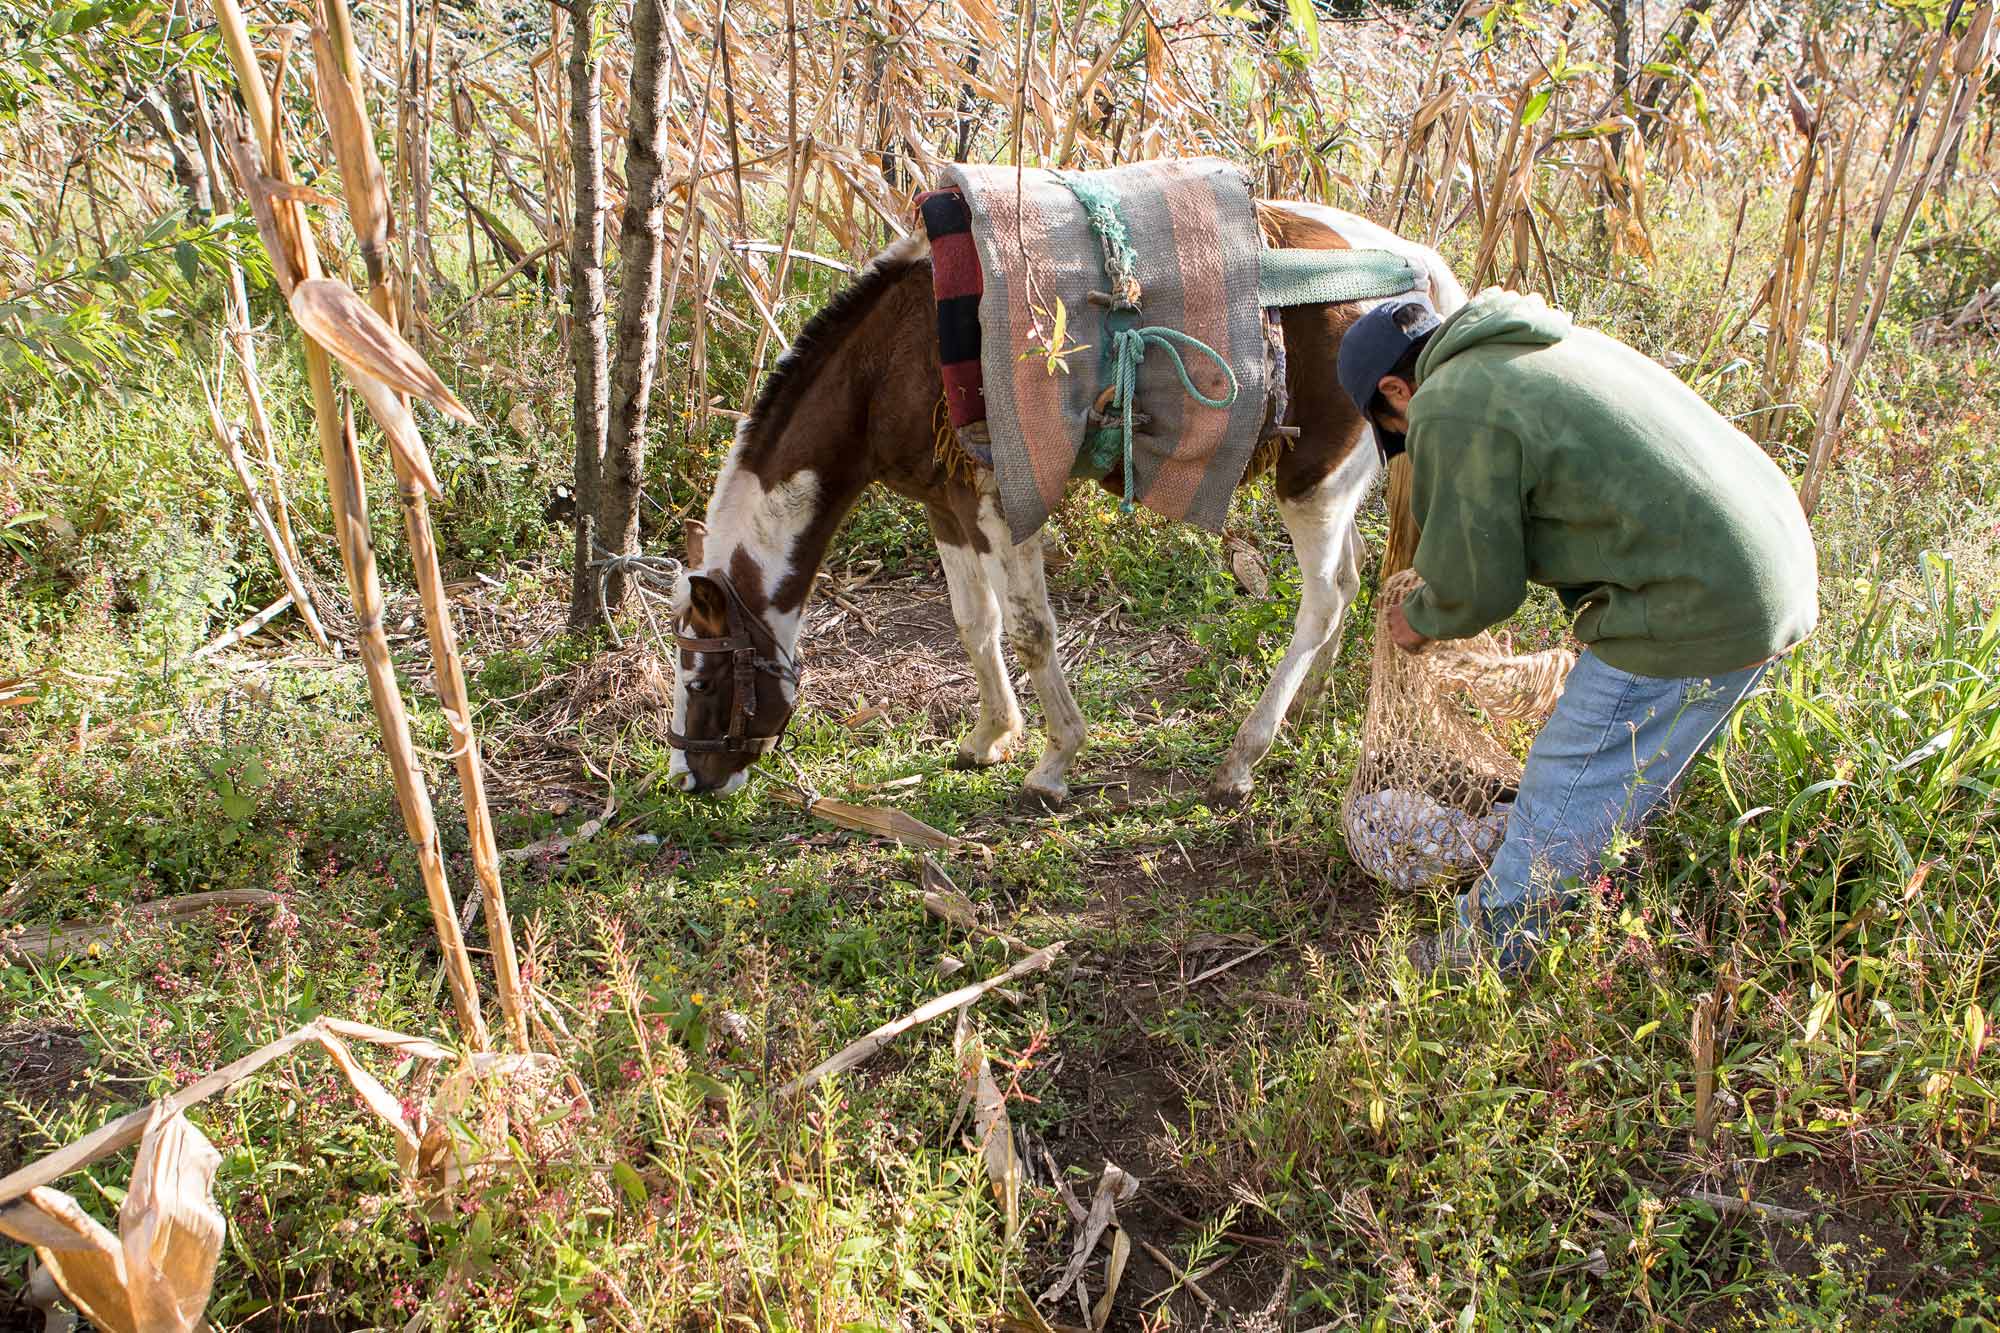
[689,679,711,695]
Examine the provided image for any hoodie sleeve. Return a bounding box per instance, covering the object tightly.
[1400,414,1529,642]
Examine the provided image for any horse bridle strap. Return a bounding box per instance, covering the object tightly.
[666,571,802,755]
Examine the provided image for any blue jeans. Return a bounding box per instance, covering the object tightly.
[1460,651,1769,971]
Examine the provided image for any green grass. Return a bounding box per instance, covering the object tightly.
[2,181,1999,1331]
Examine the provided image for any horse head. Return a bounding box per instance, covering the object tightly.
[668,523,804,795]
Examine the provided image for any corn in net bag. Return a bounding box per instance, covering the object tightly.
[1340,567,1577,891]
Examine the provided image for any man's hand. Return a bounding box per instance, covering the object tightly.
[1387,602,1432,654]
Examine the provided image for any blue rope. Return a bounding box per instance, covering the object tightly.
[1106,325,1239,510]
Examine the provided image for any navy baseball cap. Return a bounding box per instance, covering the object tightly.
[1337,294,1443,459]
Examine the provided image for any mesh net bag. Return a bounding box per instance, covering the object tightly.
[1340,550,1577,891]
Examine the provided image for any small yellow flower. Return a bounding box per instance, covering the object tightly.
[690,991,706,1007]
[87,941,103,958]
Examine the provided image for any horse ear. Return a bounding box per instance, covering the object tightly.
[685,573,727,636]
[684,519,707,568]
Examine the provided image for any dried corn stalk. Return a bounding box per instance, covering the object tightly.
[780,943,1064,1097]
[310,0,531,1052]
[205,0,495,1048]
[0,1014,568,1328]
[1802,1,1995,511]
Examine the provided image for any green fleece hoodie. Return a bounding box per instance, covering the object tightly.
[1400,290,1818,678]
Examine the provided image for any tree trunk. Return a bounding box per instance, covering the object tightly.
[1633,0,1750,141]
[1607,0,1634,155]
[596,0,673,613]
[955,52,982,161]
[135,84,213,220]
[566,0,612,630]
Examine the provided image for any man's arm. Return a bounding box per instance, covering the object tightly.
[1400,415,1530,642]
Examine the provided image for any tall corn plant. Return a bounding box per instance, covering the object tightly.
[1801,1,1995,512]
[204,0,522,1050]
[313,0,530,1050]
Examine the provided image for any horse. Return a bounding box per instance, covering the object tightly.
[666,199,1466,806]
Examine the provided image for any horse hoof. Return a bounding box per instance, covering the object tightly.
[1204,775,1253,809]
[1017,780,1068,811]
[954,746,1004,771]
[954,734,1021,770]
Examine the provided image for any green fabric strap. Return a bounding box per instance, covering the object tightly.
[1257,247,1422,307]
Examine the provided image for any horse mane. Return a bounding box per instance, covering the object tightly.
[742,236,929,449]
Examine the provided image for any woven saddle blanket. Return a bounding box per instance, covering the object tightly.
[920,158,1422,543]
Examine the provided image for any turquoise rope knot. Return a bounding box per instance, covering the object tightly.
[1105,324,1240,511]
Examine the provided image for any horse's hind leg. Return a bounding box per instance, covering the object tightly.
[1208,446,1372,806]
[969,478,1087,807]
[927,502,1025,768]
[1290,519,1365,718]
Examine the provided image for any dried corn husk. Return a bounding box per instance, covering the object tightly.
[0,1107,222,1333]
[953,1013,1021,1239]
[119,1108,224,1333]
[0,1189,134,1333]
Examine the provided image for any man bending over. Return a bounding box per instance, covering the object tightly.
[1337,289,1819,974]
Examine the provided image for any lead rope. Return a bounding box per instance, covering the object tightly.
[1107,325,1238,509]
[1056,173,1240,511]
[588,550,685,649]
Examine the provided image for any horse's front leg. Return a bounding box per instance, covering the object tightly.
[927,502,1026,768]
[968,480,1087,808]
[1209,449,1371,806]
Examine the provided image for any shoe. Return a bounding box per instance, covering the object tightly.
[1407,923,1483,976]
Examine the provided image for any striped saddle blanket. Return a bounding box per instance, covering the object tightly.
[919,158,1420,542]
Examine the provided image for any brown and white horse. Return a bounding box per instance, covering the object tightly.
[668,201,1465,805]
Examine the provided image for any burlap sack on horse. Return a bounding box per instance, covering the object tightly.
[1341,568,1576,891]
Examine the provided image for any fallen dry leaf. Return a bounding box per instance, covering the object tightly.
[780,944,1066,1097]
[771,788,980,854]
[841,701,889,728]
[953,1015,1022,1239]
[1225,535,1269,600]
[1041,1160,1140,1309]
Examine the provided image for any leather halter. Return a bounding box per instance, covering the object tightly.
[666,570,802,756]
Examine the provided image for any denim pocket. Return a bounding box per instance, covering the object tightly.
[1680,663,1764,716]
[1678,676,1733,713]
